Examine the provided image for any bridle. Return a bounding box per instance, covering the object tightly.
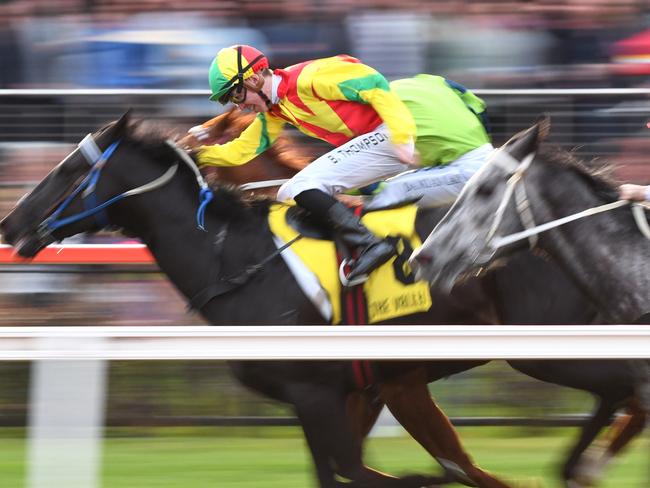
[32,130,299,311]
[36,132,212,247]
[485,149,539,251]
[480,148,650,258]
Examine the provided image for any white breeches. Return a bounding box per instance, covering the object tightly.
[364,143,495,209]
[277,124,412,201]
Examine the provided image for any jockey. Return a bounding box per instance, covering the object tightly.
[362,75,493,209]
[193,45,418,283]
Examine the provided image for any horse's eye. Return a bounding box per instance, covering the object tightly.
[476,182,495,197]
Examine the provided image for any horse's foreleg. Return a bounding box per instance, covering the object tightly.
[293,385,374,487]
[292,384,412,487]
[346,390,384,442]
[379,367,513,488]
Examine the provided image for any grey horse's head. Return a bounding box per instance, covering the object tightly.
[410,116,550,292]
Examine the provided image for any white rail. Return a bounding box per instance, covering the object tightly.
[1,325,648,360]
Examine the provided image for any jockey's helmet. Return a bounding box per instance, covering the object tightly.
[209,45,269,104]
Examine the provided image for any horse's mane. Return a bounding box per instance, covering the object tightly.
[538,145,620,201]
[120,119,275,221]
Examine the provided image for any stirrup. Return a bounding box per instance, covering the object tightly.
[339,259,369,287]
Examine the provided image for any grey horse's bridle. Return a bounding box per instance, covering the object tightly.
[485,150,539,251]
[482,148,650,255]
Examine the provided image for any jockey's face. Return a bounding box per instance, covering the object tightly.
[236,90,269,113]
[235,74,271,113]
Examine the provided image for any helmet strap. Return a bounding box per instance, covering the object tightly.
[258,89,273,109]
[226,46,267,92]
[243,74,272,109]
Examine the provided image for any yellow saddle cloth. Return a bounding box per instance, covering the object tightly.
[268,203,432,324]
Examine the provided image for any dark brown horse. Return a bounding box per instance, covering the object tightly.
[2,112,509,488]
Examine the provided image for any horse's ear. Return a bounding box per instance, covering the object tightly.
[502,115,551,161]
[111,110,132,137]
[536,114,551,142]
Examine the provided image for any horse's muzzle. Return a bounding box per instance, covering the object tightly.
[0,214,53,258]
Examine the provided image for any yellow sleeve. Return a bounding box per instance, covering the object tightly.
[197,113,285,167]
[360,89,416,145]
[310,60,416,145]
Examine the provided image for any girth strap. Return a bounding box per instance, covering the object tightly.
[188,227,303,311]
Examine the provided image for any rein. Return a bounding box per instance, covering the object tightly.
[36,130,304,311]
[37,130,302,310]
[484,149,650,252]
[238,178,290,191]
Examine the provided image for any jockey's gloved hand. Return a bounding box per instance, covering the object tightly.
[188,125,211,142]
[619,184,650,202]
[393,141,421,168]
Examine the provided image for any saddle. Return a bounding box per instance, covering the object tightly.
[269,202,432,325]
[284,197,422,241]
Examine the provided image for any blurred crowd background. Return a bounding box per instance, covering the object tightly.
[2,0,650,89]
[0,1,649,429]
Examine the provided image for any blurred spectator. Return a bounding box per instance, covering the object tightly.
[245,0,349,69]
[0,2,25,88]
[0,0,648,89]
[346,10,429,79]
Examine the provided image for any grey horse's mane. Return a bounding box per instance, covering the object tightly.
[538,146,619,201]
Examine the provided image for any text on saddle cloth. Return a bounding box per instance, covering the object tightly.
[268,203,432,324]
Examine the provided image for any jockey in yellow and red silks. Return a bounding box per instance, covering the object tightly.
[195,45,417,284]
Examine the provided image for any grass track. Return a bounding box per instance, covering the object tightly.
[0,428,646,487]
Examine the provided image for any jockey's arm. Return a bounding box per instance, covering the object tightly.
[197,113,285,167]
[180,112,232,148]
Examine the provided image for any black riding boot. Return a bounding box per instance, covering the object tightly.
[326,201,395,281]
[294,189,394,283]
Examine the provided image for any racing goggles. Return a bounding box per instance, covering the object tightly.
[220,84,247,105]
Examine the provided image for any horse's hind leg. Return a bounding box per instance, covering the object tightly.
[379,367,513,488]
[603,399,647,457]
[572,398,647,486]
[562,398,617,485]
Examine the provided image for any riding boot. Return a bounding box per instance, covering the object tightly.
[326,201,395,281]
[295,190,395,283]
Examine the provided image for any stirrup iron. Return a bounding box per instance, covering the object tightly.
[339,259,369,287]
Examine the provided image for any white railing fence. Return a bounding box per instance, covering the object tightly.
[3,325,650,360]
[9,325,649,488]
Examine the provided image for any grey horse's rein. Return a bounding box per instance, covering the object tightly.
[486,150,650,250]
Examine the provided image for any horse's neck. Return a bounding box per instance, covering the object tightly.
[124,190,321,325]
[137,209,221,304]
[541,195,650,323]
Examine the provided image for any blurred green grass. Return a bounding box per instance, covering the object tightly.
[0,427,646,487]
